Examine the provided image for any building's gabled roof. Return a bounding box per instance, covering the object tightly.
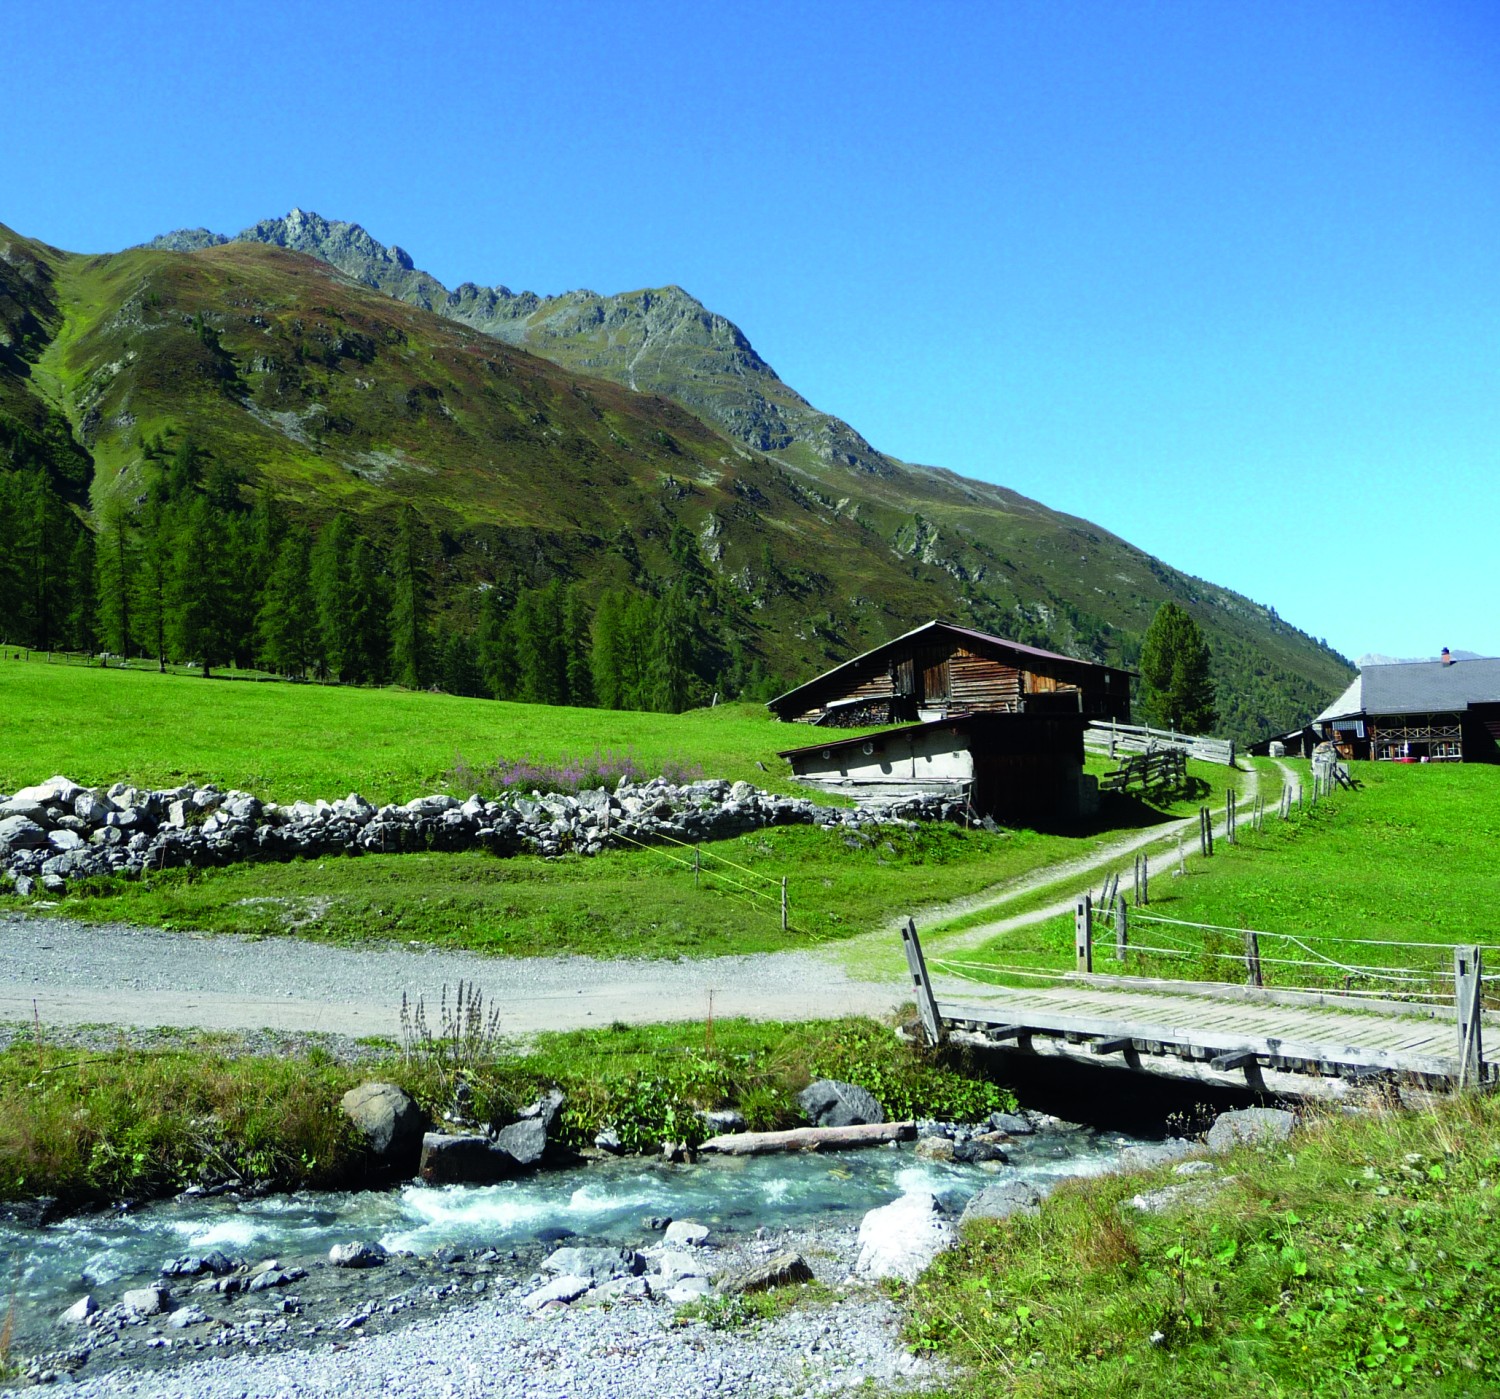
[1315,657,1500,723]
[766,620,1129,714]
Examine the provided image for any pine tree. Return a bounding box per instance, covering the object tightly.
[563,584,595,707]
[388,507,432,688]
[65,528,95,652]
[311,514,358,681]
[1139,601,1217,733]
[648,581,695,712]
[589,590,629,710]
[512,581,568,705]
[477,585,517,701]
[438,629,484,697]
[346,535,389,682]
[94,495,135,658]
[168,497,235,676]
[257,526,319,677]
[131,496,176,671]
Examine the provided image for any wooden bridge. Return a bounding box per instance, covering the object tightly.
[901,918,1494,1099]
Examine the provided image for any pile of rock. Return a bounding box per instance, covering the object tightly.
[0,774,969,895]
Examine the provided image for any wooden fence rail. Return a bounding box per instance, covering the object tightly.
[1086,719,1236,766]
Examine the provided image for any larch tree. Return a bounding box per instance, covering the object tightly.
[1138,601,1217,734]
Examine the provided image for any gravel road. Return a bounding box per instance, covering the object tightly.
[0,914,903,1041]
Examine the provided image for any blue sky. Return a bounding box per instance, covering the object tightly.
[9,0,1497,664]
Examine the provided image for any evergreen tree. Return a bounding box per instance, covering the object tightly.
[388,506,432,688]
[94,496,135,658]
[590,589,655,710]
[438,629,484,697]
[512,581,568,705]
[311,513,358,681]
[648,581,695,712]
[1139,601,1217,733]
[168,497,236,676]
[256,526,319,677]
[346,535,389,682]
[477,585,517,701]
[563,584,595,707]
[65,528,95,652]
[131,495,176,670]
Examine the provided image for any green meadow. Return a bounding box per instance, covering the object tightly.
[948,762,1500,994]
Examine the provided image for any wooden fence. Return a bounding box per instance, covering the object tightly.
[1085,719,1236,766]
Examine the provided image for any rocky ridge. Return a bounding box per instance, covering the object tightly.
[0,774,971,896]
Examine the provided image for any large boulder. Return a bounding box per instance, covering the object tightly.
[720,1251,814,1295]
[491,1116,548,1167]
[856,1191,955,1281]
[798,1078,886,1128]
[540,1246,642,1282]
[0,815,49,855]
[12,777,83,807]
[418,1132,519,1185]
[1206,1108,1297,1155]
[341,1082,424,1172]
[960,1181,1042,1226]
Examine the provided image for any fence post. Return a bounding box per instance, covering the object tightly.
[1245,929,1263,988]
[1206,808,1214,856]
[1075,895,1093,974]
[1140,855,1148,906]
[780,876,788,932]
[1455,946,1484,1088]
[1115,894,1128,962]
[900,918,946,1046]
[694,846,701,887]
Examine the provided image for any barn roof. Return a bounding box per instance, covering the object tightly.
[1315,657,1500,723]
[766,620,1129,715]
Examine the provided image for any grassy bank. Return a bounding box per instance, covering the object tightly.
[946,762,1499,992]
[0,1016,1010,1211]
[905,1090,1500,1395]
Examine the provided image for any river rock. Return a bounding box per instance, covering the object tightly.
[168,1306,212,1328]
[492,1116,548,1167]
[856,1191,955,1281]
[121,1283,172,1316]
[665,1277,714,1303]
[328,1241,387,1269]
[524,1275,592,1309]
[1117,1138,1198,1171]
[663,1220,711,1248]
[58,1295,97,1325]
[915,1135,955,1163]
[418,1131,518,1185]
[654,1250,711,1283]
[1206,1108,1297,1154]
[720,1250,814,1295]
[986,1111,1034,1135]
[341,1082,424,1170]
[798,1079,886,1129]
[542,1246,643,1281]
[960,1181,1042,1226]
[516,1087,566,1133]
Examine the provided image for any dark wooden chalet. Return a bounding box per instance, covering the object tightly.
[1313,656,1500,763]
[766,621,1132,727]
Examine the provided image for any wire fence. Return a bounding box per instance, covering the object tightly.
[606,823,790,929]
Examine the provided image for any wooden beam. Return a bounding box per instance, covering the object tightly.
[1089,1037,1135,1055]
[1210,1050,1259,1072]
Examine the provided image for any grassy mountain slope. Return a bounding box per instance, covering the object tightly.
[9,213,1353,735]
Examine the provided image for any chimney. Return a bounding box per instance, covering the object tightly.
[1441,648,1454,666]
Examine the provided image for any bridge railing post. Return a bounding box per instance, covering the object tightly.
[901,918,946,1046]
[1455,945,1484,1088]
[1075,895,1093,975]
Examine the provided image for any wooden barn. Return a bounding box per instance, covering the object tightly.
[777,711,1097,823]
[765,621,1132,728]
[1313,655,1500,763]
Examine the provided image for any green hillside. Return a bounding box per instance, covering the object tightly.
[2,214,1352,736]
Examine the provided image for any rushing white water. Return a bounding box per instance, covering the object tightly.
[0,1121,1143,1346]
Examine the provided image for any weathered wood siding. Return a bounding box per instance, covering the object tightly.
[950,646,1022,710]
